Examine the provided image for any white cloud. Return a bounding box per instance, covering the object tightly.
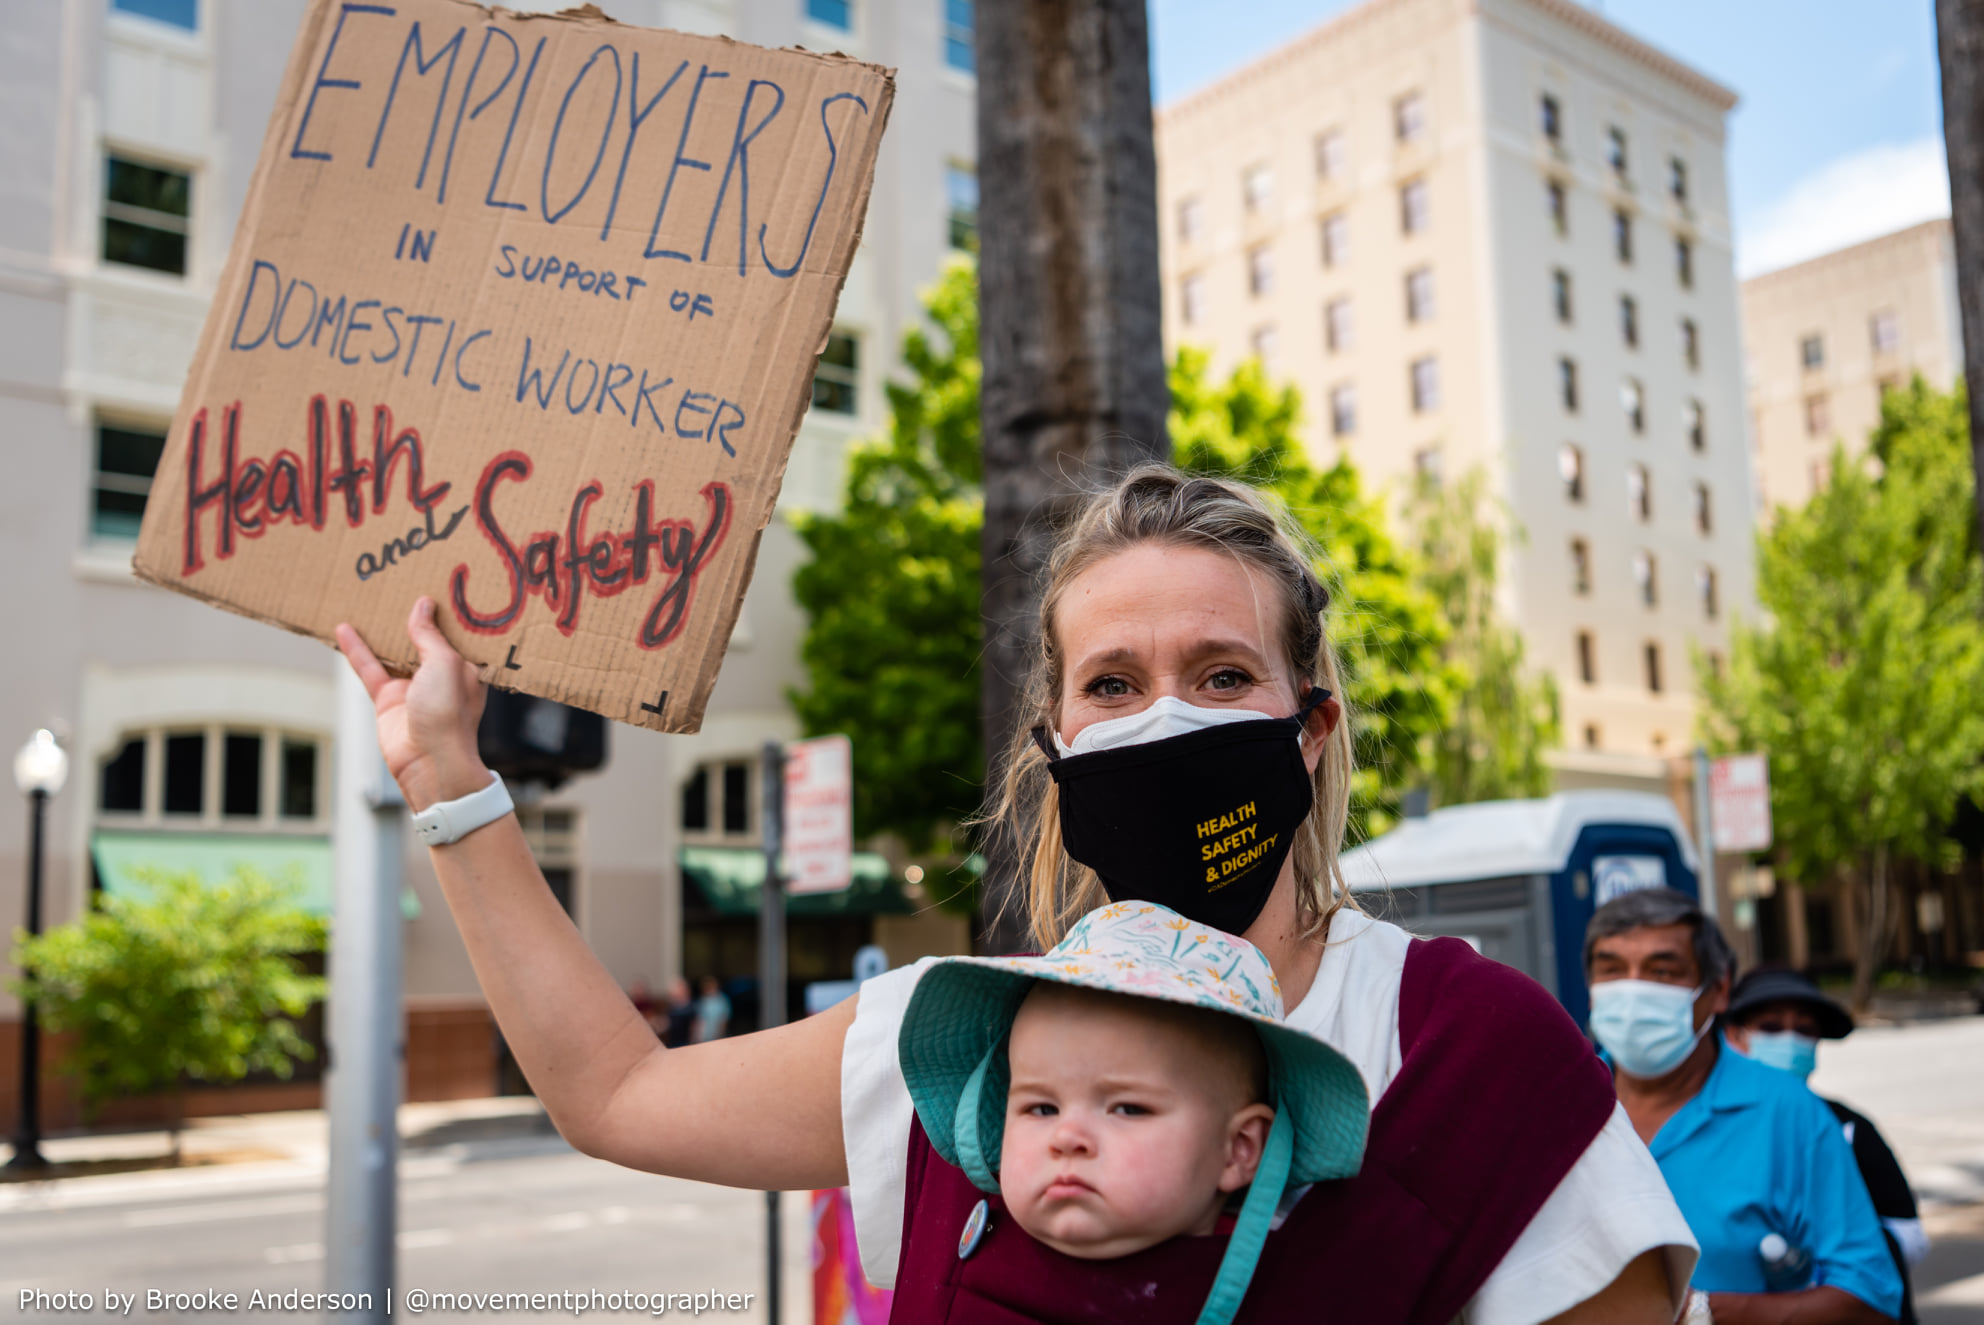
[1737,138,1951,278]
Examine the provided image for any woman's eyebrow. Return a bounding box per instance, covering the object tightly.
[1070,637,1271,675]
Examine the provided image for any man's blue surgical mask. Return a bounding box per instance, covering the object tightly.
[1744,1030,1819,1081]
[1589,979,1710,1079]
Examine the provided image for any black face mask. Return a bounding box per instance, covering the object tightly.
[1031,688,1329,937]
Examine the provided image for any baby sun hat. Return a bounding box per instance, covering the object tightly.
[897,901,1371,1325]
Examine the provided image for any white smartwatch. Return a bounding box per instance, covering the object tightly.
[409,771,514,847]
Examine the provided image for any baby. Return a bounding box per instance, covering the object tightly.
[895,902,1370,1321]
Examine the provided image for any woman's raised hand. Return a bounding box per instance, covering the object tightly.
[336,597,490,812]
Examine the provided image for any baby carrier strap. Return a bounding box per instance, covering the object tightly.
[888,936,1615,1324]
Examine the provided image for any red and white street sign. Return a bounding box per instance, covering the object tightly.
[1709,753,1773,853]
[784,735,853,894]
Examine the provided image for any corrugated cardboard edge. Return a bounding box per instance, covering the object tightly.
[133,0,898,736]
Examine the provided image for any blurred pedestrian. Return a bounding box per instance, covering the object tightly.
[1584,888,1900,1324]
[692,975,730,1043]
[662,976,696,1048]
[1727,968,1926,1324]
[628,979,664,1037]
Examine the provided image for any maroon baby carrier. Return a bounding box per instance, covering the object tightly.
[887,936,1617,1324]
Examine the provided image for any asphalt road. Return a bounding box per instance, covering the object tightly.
[2,1123,814,1325]
[3,1016,1980,1324]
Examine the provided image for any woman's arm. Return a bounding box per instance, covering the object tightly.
[1705,1288,1891,1325]
[338,598,851,1190]
[1541,1250,1674,1325]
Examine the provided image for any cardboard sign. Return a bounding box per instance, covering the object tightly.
[783,733,851,894]
[1709,753,1773,853]
[133,0,893,733]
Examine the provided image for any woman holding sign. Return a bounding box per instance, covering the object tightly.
[340,465,1692,1323]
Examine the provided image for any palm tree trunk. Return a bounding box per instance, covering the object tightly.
[1936,0,1984,558]
[975,0,1170,951]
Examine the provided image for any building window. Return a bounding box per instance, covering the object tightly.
[92,420,167,540]
[1669,157,1688,204]
[1606,126,1628,181]
[1620,295,1639,349]
[1570,537,1592,594]
[1559,357,1580,412]
[1320,212,1349,267]
[1325,297,1354,354]
[943,0,975,73]
[1414,448,1443,487]
[1632,550,1657,606]
[1560,443,1585,502]
[1622,377,1645,434]
[113,0,199,29]
[1540,93,1562,144]
[1247,243,1275,297]
[1577,631,1597,684]
[1644,642,1663,693]
[1315,128,1347,180]
[1410,356,1440,413]
[1676,237,1694,290]
[1685,398,1705,452]
[1405,267,1435,323]
[1395,91,1427,145]
[810,332,859,415]
[98,727,324,827]
[1800,334,1825,370]
[1805,394,1830,438]
[1680,317,1700,369]
[1870,310,1900,355]
[1627,463,1651,521]
[103,156,191,276]
[1693,480,1712,535]
[1584,723,1602,750]
[1250,324,1279,371]
[1553,268,1573,324]
[1180,274,1205,327]
[1810,458,1832,492]
[1613,209,1633,264]
[1400,178,1430,236]
[1330,384,1357,437]
[1177,196,1204,244]
[1698,565,1719,619]
[681,759,755,840]
[946,163,978,250]
[1243,163,1274,214]
[1547,179,1568,236]
[806,0,852,30]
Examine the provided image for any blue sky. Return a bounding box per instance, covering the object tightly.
[1149,1,1949,276]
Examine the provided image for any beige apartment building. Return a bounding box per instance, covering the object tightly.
[0,0,973,1133]
[1155,0,1755,789]
[1742,219,1964,511]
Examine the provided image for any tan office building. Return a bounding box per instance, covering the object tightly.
[1154,0,1755,787]
[0,0,974,1132]
[1741,219,1964,512]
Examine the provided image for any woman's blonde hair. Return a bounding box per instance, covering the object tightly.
[987,464,1357,951]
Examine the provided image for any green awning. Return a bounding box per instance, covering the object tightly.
[92,832,334,916]
[680,846,911,917]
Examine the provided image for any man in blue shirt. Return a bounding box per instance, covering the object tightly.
[1584,888,1900,1324]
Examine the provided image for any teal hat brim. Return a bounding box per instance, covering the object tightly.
[897,956,1369,1193]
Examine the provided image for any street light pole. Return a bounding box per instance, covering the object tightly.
[10,729,68,1172]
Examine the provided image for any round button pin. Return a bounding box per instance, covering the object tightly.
[958,1198,991,1260]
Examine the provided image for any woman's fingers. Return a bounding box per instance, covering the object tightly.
[336,623,391,701]
[406,595,460,667]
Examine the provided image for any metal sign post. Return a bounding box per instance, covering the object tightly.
[327,667,404,1324]
[1692,746,1717,925]
[758,740,787,1324]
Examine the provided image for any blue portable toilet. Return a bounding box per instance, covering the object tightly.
[1339,791,1699,1028]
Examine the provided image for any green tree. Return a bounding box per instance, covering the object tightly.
[1700,379,1984,1009]
[1170,348,1457,836]
[11,870,328,1158]
[1408,468,1562,806]
[790,260,984,882]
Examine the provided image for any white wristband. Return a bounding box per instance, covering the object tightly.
[409,771,513,847]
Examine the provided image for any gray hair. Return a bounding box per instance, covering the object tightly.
[1582,887,1735,988]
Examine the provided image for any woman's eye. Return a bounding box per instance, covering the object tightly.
[1206,669,1251,692]
[1085,676,1132,698]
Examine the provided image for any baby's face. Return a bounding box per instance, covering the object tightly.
[999,985,1272,1260]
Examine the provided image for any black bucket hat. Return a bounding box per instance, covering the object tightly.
[1726,967,1854,1039]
